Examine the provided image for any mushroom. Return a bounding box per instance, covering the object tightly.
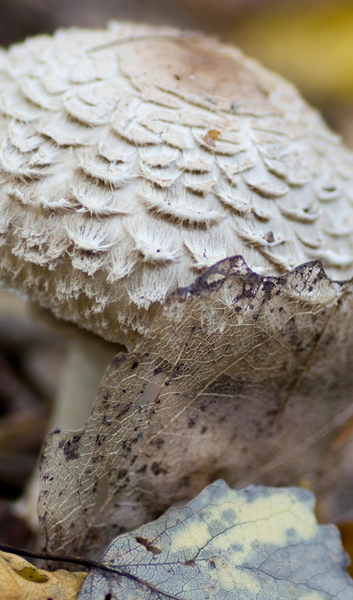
[1,23,353,532]
[1,24,353,334]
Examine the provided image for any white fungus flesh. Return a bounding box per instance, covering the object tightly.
[1,23,353,345]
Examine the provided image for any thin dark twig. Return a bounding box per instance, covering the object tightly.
[0,543,183,600]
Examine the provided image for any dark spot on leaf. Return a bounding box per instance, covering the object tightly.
[188,418,196,428]
[105,594,112,600]
[117,404,131,419]
[151,462,167,475]
[113,353,126,368]
[62,433,83,461]
[91,455,103,463]
[209,558,216,569]
[263,280,275,295]
[135,537,162,554]
[152,438,165,448]
[185,559,195,566]
[201,426,207,434]
[136,464,147,473]
[131,361,139,369]
[122,440,131,454]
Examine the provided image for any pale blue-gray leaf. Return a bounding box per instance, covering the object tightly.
[78,479,353,600]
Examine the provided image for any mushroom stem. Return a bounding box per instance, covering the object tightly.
[15,326,123,529]
[51,332,122,431]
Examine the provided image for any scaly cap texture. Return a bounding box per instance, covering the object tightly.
[1,23,353,344]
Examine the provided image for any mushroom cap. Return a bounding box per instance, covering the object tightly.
[1,22,353,346]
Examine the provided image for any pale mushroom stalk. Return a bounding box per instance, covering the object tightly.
[14,319,121,529]
[1,22,353,532]
[26,304,124,431]
[51,331,121,431]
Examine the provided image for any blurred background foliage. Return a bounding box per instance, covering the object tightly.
[0,0,353,568]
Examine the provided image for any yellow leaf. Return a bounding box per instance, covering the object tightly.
[0,550,86,600]
[13,567,48,584]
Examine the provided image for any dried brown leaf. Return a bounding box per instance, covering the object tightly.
[39,257,353,558]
